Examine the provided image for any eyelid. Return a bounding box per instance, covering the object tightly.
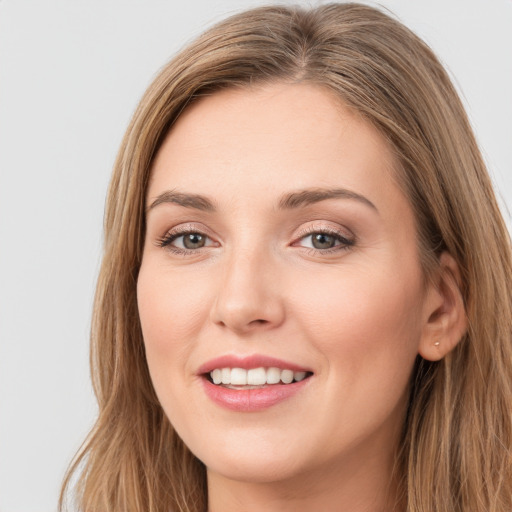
[291,223,356,253]
[155,221,355,255]
[292,222,355,242]
[156,223,219,251]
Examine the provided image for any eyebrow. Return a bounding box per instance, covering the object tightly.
[278,187,377,211]
[148,190,216,212]
[147,187,377,213]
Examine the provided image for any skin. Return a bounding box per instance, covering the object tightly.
[137,83,465,512]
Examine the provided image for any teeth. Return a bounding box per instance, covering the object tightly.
[267,367,281,384]
[231,368,247,385]
[294,371,307,382]
[281,369,294,384]
[211,368,222,384]
[221,368,230,385]
[247,367,267,385]
[209,367,310,386]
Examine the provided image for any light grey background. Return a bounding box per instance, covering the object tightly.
[0,1,510,511]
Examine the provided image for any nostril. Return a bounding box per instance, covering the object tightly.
[247,319,270,329]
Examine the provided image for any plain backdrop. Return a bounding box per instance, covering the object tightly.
[0,1,510,511]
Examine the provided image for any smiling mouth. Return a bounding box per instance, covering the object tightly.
[205,367,314,389]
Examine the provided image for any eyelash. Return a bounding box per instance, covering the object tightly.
[293,226,355,255]
[156,226,355,256]
[156,228,214,256]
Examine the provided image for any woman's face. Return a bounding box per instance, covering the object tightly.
[138,83,435,485]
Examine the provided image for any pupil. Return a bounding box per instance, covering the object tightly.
[184,233,205,249]
[312,233,335,249]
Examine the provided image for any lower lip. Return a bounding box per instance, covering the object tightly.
[202,377,311,412]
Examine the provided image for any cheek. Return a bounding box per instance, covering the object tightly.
[136,258,213,391]
[138,260,208,344]
[287,265,424,453]
[292,262,424,385]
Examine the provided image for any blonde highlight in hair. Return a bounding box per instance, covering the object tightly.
[60,4,512,511]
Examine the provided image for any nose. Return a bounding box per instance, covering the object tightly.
[210,249,285,335]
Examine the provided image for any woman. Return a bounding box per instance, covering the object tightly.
[60,3,512,511]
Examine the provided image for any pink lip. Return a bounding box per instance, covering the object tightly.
[201,378,311,412]
[198,354,313,412]
[197,354,311,375]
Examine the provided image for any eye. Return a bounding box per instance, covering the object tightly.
[306,233,340,250]
[157,228,218,254]
[174,232,208,250]
[294,228,355,253]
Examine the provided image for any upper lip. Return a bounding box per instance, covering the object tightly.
[197,354,313,375]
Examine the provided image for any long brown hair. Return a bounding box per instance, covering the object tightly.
[60,4,512,511]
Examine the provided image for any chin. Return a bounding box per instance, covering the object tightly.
[205,451,306,484]
[181,426,311,484]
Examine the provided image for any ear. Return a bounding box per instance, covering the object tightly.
[418,252,467,361]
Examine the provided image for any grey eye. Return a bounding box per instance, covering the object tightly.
[311,233,337,249]
[182,233,206,249]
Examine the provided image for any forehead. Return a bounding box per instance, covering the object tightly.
[148,82,406,219]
